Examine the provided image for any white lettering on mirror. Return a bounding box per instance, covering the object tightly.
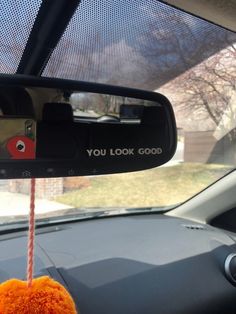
[86,148,162,157]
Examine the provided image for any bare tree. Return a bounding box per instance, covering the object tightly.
[169,43,236,128]
[139,8,236,130]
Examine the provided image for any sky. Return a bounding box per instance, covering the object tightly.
[0,0,235,90]
[0,0,42,73]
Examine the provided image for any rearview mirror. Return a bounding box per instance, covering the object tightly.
[0,74,177,178]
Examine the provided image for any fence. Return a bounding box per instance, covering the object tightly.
[184,130,235,164]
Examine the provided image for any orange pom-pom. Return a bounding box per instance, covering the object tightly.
[0,276,78,314]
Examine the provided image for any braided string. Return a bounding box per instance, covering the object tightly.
[27,178,36,288]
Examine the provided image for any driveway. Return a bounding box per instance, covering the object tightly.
[161,141,184,167]
[0,192,72,217]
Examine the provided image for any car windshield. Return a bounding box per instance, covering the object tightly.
[0,0,236,224]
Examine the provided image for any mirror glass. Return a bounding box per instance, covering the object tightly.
[0,79,176,178]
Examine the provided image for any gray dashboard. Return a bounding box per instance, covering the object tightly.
[1,214,236,313]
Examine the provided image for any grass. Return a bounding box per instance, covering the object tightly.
[56,163,232,209]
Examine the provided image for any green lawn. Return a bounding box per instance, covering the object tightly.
[56,163,232,208]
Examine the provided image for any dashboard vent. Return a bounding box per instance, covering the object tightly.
[182,224,206,230]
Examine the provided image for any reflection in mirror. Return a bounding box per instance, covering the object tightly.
[0,79,176,178]
[70,92,157,121]
[0,118,36,160]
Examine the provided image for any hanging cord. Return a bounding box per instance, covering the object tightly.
[27,178,36,288]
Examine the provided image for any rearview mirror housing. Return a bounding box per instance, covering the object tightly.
[0,74,177,179]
